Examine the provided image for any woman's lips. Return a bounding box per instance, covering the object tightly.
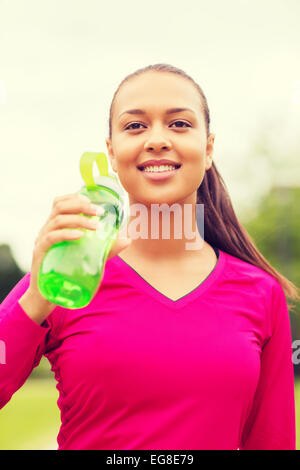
[137,166,181,181]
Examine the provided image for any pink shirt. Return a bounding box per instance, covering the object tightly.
[0,248,296,450]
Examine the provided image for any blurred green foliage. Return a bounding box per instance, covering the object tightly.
[30,356,55,379]
[0,244,25,302]
[244,185,300,373]
[0,375,60,450]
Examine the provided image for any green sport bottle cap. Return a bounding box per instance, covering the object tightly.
[79,151,129,230]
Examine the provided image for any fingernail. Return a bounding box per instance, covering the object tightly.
[96,207,105,216]
[91,204,104,215]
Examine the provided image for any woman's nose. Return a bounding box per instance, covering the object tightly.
[144,130,171,152]
[145,142,170,152]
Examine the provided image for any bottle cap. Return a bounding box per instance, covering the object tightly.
[80,152,110,189]
[79,152,129,230]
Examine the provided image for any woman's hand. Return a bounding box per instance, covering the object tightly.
[19,192,131,324]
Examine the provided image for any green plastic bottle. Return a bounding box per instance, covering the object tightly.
[37,152,128,309]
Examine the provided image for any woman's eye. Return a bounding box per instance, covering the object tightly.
[124,120,191,131]
[170,120,191,128]
[124,123,145,130]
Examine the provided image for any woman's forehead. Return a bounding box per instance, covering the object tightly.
[114,72,201,115]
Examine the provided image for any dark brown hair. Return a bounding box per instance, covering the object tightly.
[108,63,300,311]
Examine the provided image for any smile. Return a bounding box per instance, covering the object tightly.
[138,164,181,173]
[137,165,181,181]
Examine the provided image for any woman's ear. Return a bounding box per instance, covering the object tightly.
[205,133,215,170]
[105,138,118,173]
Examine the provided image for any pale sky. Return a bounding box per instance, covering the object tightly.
[1,0,300,271]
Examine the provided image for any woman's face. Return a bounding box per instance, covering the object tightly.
[106,71,214,206]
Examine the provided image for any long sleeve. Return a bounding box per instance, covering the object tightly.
[0,273,60,409]
[240,280,296,450]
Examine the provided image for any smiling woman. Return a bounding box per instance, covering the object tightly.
[107,63,299,307]
[0,62,299,451]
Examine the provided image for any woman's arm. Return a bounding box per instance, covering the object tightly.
[239,281,296,450]
[19,287,56,325]
[0,273,56,408]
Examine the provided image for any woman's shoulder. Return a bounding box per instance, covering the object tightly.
[219,248,281,294]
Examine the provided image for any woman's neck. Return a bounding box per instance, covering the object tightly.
[119,197,206,262]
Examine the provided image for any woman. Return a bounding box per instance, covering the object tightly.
[0,63,298,450]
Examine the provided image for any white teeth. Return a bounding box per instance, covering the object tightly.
[143,165,177,172]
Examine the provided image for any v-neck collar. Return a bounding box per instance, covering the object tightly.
[112,248,226,310]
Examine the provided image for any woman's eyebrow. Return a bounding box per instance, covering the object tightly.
[118,107,196,119]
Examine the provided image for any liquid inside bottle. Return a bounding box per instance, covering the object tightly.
[38,191,122,309]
